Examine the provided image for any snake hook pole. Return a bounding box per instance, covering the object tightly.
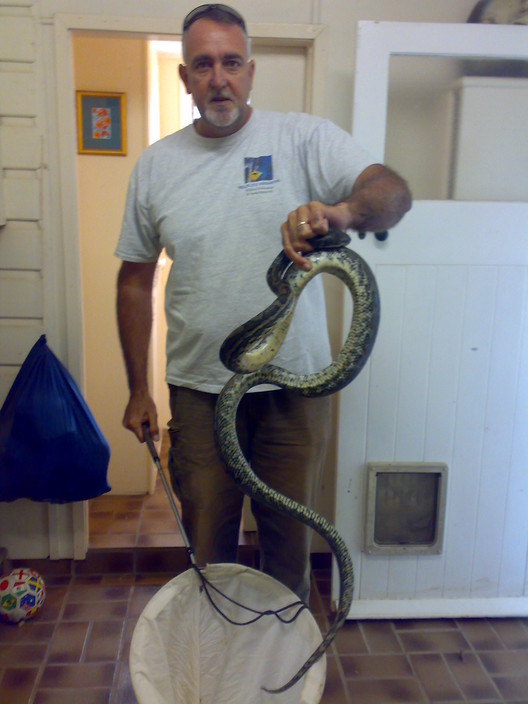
[141,423,198,569]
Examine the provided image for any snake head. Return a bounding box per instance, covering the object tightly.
[309,229,351,251]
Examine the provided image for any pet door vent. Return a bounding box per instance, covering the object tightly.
[364,463,447,555]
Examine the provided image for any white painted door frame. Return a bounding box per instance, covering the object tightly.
[45,13,327,558]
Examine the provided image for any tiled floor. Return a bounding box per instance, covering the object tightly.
[1,445,528,703]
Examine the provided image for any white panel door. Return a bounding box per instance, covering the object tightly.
[335,22,528,618]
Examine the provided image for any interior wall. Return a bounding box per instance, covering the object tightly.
[151,46,185,436]
[73,34,152,494]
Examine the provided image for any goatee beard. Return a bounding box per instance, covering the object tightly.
[204,103,241,128]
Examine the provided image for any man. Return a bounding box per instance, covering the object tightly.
[116,4,411,603]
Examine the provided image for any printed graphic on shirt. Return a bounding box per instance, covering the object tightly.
[245,156,272,183]
[240,156,280,195]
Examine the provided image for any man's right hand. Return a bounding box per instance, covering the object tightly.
[123,390,159,443]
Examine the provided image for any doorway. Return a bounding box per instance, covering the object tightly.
[56,15,333,554]
[73,30,326,497]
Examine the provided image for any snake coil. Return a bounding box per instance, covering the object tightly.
[214,229,380,693]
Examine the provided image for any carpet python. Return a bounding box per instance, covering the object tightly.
[214,229,380,694]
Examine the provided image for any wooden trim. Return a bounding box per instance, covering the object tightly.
[50,13,328,560]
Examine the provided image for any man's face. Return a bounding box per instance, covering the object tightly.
[179,19,255,138]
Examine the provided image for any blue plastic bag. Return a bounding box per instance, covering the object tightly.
[0,335,111,503]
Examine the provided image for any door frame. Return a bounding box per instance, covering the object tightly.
[46,13,327,558]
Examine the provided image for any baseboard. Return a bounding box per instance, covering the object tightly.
[346,596,528,620]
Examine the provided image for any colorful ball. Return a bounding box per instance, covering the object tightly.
[0,567,46,624]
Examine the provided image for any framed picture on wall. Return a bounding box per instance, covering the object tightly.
[76,91,126,156]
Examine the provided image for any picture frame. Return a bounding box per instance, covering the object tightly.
[76,91,126,156]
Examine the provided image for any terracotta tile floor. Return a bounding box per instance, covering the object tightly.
[1,449,528,702]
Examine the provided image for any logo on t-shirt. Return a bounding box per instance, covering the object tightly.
[244,156,272,183]
[240,156,279,194]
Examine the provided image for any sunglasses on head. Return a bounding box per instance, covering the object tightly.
[182,4,247,33]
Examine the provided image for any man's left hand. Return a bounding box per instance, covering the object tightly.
[281,201,350,271]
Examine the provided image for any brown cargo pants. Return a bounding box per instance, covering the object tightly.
[167,385,331,604]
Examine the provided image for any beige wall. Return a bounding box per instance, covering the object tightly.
[74,35,152,494]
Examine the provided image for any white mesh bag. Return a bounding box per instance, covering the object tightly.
[130,563,326,704]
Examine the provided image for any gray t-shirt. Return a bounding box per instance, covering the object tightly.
[115,109,373,392]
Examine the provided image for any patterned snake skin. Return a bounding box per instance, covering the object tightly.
[214,229,380,694]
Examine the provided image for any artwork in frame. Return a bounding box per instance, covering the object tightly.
[76,91,126,156]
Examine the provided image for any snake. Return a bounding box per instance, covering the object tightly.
[213,228,380,694]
